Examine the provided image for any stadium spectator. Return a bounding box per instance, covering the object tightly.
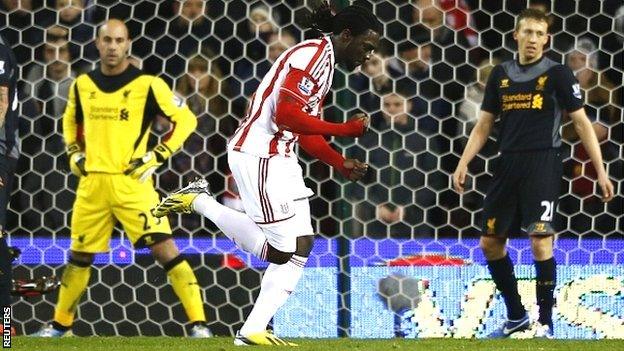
[0,0,41,65]
[235,30,299,96]
[387,41,431,81]
[19,31,74,216]
[174,53,230,186]
[55,0,94,45]
[353,90,420,237]
[565,38,620,126]
[457,59,499,139]
[0,0,33,30]
[348,52,391,114]
[244,5,279,62]
[267,31,297,63]
[146,0,210,78]
[24,39,75,117]
[561,38,619,208]
[414,0,471,51]
[616,5,624,46]
[248,5,278,38]
[438,0,477,46]
[362,52,392,92]
[377,202,404,225]
[169,0,210,59]
[175,54,225,118]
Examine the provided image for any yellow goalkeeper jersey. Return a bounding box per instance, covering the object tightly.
[62,65,197,174]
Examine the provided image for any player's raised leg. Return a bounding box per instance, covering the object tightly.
[152,178,268,260]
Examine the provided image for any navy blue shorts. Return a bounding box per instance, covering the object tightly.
[482,149,562,236]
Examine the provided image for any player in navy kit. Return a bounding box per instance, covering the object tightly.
[453,8,614,338]
[0,33,20,313]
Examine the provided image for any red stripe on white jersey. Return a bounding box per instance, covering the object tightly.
[232,42,318,152]
[305,38,328,74]
[310,48,332,79]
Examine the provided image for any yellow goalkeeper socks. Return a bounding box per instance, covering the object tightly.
[165,256,206,323]
[54,260,92,327]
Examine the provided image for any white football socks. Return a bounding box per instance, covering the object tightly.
[239,254,308,336]
[192,193,267,259]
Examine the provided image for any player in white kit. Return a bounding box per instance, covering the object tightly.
[153,3,382,346]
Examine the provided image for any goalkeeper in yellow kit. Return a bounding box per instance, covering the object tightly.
[33,19,212,338]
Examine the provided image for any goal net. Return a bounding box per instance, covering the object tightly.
[4,0,622,338]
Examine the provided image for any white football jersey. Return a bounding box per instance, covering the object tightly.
[228,36,335,158]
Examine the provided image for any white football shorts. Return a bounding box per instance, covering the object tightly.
[228,150,314,252]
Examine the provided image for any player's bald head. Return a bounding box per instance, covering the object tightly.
[96,19,131,74]
[98,19,129,39]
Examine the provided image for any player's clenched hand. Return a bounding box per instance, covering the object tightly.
[124,144,172,183]
[597,174,614,202]
[453,164,468,194]
[344,113,369,137]
[67,143,87,177]
[343,158,368,182]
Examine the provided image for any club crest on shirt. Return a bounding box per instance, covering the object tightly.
[535,75,548,90]
[499,78,509,88]
[297,76,315,96]
[531,94,543,109]
[122,89,131,102]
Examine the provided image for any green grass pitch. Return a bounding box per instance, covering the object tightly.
[10,337,622,351]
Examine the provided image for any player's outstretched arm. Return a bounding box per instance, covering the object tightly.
[276,94,367,137]
[299,134,368,181]
[568,108,614,202]
[453,110,495,193]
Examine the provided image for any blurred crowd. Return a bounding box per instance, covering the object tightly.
[0,0,621,239]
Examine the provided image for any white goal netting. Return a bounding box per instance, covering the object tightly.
[3,0,622,338]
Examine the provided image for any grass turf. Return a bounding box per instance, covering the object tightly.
[9,337,622,351]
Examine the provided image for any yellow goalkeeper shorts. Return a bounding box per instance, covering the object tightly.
[70,173,172,253]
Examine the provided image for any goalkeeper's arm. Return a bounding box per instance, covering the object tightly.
[62,81,87,176]
[124,77,197,182]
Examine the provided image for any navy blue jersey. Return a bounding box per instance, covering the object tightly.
[481,57,584,153]
[0,34,19,158]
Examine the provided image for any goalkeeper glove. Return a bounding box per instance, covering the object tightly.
[66,143,87,177]
[124,143,172,183]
